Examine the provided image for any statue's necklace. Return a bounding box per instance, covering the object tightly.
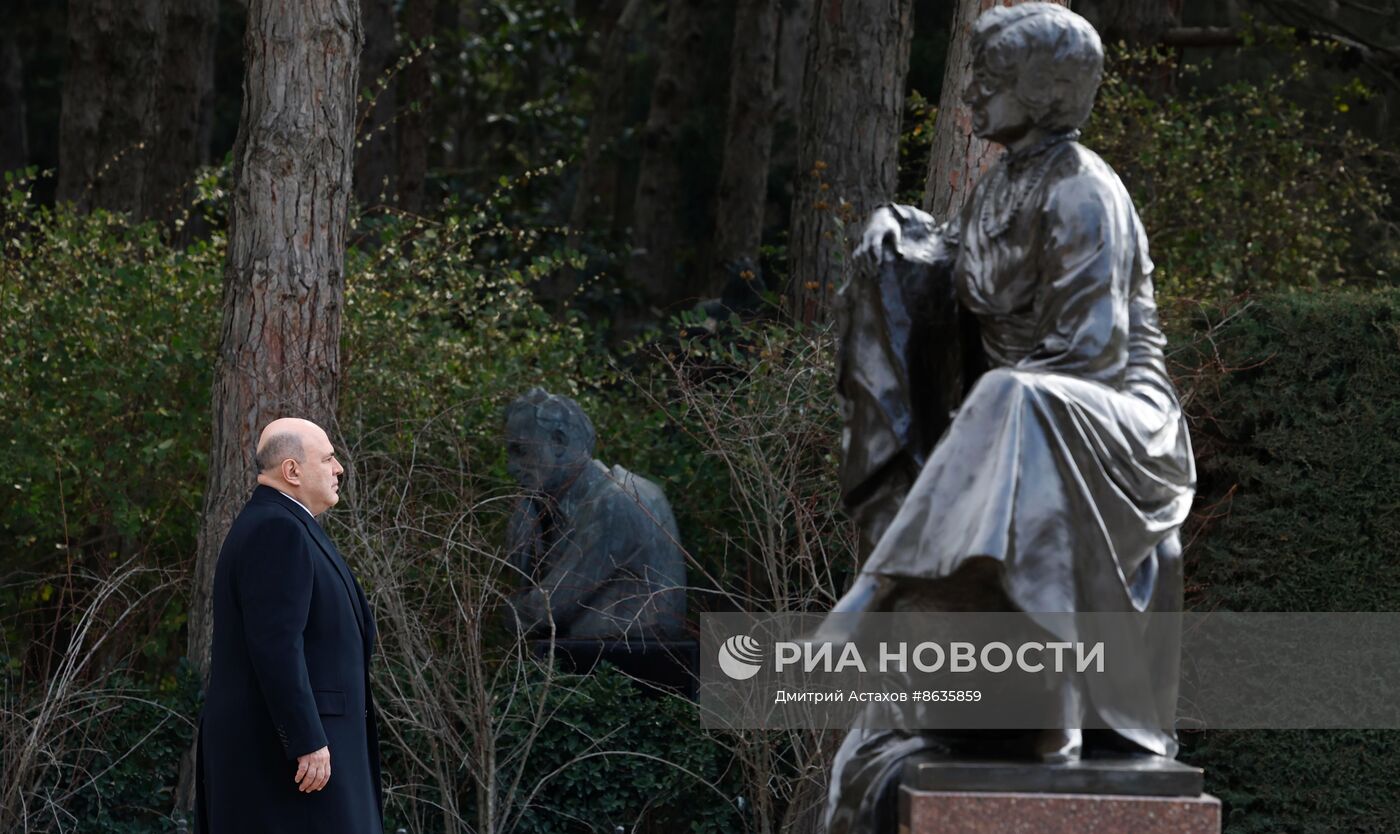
[979,130,1080,239]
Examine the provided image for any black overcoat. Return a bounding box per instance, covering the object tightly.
[196,486,382,834]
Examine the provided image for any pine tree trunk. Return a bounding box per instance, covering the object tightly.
[56,0,164,213]
[921,0,1067,220]
[788,0,913,323]
[0,27,26,175]
[144,0,217,227]
[355,0,398,208]
[543,0,647,305]
[178,0,360,816]
[566,0,647,241]
[710,0,780,294]
[397,0,436,213]
[767,0,814,243]
[439,1,480,175]
[625,0,710,315]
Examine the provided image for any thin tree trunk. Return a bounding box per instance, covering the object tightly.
[788,0,913,323]
[144,0,217,228]
[56,0,164,213]
[177,0,361,816]
[773,0,814,147]
[355,0,398,208]
[439,0,479,174]
[921,0,1067,219]
[710,0,780,294]
[566,0,646,238]
[543,0,646,306]
[625,0,710,316]
[767,0,814,244]
[397,0,436,214]
[0,26,26,174]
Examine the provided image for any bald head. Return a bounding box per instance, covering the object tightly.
[255,418,343,514]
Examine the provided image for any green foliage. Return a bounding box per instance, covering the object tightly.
[53,663,202,834]
[1087,48,1396,297]
[610,318,848,606]
[494,665,742,834]
[429,0,590,203]
[897,90,937,205]
[341,167,598,479]
[1180,730,1400,834]
[1169,290,1400,612]
[0,174,221,582]
[1166,290,1400,832]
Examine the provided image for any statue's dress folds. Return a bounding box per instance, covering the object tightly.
[867,138,1195,612]
[828,138,1196,832]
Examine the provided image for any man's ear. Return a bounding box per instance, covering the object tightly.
[281,458,301,485]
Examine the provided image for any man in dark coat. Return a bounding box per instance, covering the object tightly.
[197,417,383,834]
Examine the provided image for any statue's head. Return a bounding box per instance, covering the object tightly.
[965,3,1104,144]
[504,388,597,493]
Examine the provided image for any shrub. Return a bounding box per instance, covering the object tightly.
[1086,47,1395,298]
[1168,290,1400,832]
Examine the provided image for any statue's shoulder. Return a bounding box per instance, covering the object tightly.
[602,463,680,534]
[1040,142,1135,218]
[605,463,664,504]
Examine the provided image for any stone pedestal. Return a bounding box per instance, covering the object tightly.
[900,757,1220,834]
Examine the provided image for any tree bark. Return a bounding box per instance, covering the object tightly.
[178,0,360,816]
[625,0,711,315]
[1076,0,1182,45]
[0,25,26,175]
[545,0,648,305]
[56,0,164,213]
[767,0,814,244]
[774,0,814,145]
[355,0,398,208]
[397,0,436,214]
[921,0,1067,221]
[144,0,218,227]
[566,0,647,242]
[788,0,913,323]
[710,0,780,294]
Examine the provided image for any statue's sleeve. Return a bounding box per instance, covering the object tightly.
[516,497,620,632]
[506,498,540,576]
[1016,174,1131,384]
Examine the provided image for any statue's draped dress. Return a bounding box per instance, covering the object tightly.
[827,137,1196,833]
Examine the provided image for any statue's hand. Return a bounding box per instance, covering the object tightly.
[854,206,902,263]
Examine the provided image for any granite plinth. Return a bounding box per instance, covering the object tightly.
[900,789,1221,834]
[905,755,1204,797]
[529,638,699,699]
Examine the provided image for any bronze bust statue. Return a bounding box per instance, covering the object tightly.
[825,5,1196,831]
[503,388,687,643]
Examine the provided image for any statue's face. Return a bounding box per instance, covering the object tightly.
[505,412,576,493]
[963,52,1035,147]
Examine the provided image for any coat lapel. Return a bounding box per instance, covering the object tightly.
[304,518,369,642]
[255,486,368,642]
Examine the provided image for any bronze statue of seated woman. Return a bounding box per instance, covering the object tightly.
[823,4,1195,830]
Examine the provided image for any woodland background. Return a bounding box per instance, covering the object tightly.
[3,0,1400,831]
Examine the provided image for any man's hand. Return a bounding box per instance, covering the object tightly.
[294,746,331,793]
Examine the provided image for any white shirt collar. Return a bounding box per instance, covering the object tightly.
[276,489,316,518]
